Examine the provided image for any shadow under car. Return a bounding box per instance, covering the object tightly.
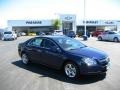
[12,60,107,85]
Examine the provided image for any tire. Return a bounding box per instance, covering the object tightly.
[21,53,30,65]
[98,37,102,41]
[64,62,80,78]
[113,37,119,42]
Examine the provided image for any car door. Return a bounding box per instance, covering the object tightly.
[107,31,116,41]
[41,38,64,69]
[26,37,43,63]
[102,31,109,40]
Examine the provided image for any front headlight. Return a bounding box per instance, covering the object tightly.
[82,57,97,66]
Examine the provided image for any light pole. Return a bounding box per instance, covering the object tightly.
[83,0,88,40]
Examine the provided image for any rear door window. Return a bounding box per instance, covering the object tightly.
[28,38,43,47]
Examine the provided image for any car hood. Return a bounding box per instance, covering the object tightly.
[67,47,107,60]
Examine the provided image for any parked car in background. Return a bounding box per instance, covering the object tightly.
[53,30,63,35]
[92,30,104,37]
[46,32,52,35]
[98,31,120,42]
[66,31,76,38]
[36,32,45,36]
[28,32,36,36]
[21,32,26,36]
[18,35,110,79]
[1,31,17,40]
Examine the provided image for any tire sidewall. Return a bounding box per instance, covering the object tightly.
[114,37,119,42]
[98,37,102,41]
[64,62,80,79]
[21,53,29,64]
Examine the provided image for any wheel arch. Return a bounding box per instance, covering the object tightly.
[20,51,26,57]
[113,37,119,42]
[61,59,80,70]
[98,36,102,40]
[61,59,81,78]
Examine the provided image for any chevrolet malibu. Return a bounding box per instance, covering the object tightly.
[18,36,110,78]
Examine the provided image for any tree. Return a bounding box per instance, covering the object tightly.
[52,19,61,30]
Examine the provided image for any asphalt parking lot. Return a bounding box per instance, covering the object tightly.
[0,36,120,90]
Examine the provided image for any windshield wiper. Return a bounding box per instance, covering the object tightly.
[69,48,76,50]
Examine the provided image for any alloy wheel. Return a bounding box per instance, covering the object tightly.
[64,63,77,78]
[22,54,29,64]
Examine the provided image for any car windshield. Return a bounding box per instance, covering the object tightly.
[53,37,86,51]
[4,32,12,34]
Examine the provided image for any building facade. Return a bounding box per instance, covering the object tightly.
[7,14,120,34]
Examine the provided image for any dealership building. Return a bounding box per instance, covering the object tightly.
[7,14,120,34]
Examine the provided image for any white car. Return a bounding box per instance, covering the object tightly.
[21,32,26,36]
[53,30,63,35]
[1,31,17,40]
[98,31,120,42]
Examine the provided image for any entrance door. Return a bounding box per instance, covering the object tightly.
[62,21,73,34]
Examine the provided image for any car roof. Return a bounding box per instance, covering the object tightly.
[35,35,66,39]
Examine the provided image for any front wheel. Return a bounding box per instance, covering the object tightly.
[21,53,30,65]
[64,62,80,78]
[98,37,102,41]
[113,37,119,42]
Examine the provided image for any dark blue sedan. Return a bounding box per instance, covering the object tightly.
[18,35,110,78]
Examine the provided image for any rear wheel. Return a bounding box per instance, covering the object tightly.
[64,62,80,78]
[113,37,119,42]
[98,37,102,41]
[21,53,30,64]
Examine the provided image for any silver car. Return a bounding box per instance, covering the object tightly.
[98,31,120,42]
[1,31,17,41]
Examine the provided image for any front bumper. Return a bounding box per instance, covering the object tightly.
[4,37,15,40]
[80,62,110,75]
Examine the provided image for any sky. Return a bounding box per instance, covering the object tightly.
[0,0,120,28]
